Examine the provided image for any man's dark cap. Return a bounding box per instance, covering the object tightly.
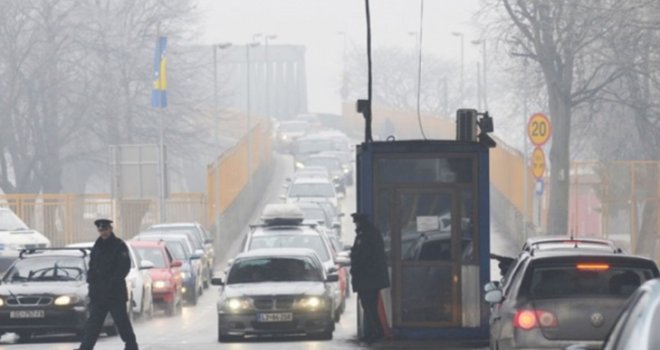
[94,219,113,229]
[351,212,368,222]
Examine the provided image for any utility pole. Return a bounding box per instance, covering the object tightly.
[246,40,260,196]
[452,32,464,107]
[264,34,277,119]
[213,42,232,152]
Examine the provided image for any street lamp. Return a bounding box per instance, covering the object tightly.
[471,39,488,110]
[264,34,277,119]
[451,31,464,107]
[213,42,232,152]
[337,31,348,101]
[408,31,419,52]
[246,41,260,196]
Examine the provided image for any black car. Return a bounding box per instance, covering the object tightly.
[0,248,118,341]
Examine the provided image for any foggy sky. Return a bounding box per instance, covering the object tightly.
[197,0,481,114]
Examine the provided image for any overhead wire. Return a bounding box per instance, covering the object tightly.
[416,0,428,140]
[365,0,373,142]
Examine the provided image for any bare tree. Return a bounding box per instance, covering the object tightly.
[490,0,631,235]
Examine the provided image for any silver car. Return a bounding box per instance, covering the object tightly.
[485,249,659,350]
[211,248,336,342]
[567,278,660,350]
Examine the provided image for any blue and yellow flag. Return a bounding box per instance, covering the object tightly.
[151,36,168,108]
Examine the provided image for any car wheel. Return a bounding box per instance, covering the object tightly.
[165,300,176,316]
[312,329,333,341]
[189,287,198,306]
[16,331,31,343]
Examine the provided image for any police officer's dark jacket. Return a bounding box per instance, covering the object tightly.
[87,233,131,303]
[350,222,390,292]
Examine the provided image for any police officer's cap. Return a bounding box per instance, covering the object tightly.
[94,218,113,229]
[351,212,368,222]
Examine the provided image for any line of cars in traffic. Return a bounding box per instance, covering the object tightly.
[210,122,355,342]
[0,221,214,343]
[486,236,660,350]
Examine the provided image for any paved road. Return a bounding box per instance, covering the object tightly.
[0,153,493,350]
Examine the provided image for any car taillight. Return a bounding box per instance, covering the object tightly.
[514,309,557,330]
[576,263,610,271]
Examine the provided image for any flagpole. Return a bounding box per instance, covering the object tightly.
[156,25,167,223]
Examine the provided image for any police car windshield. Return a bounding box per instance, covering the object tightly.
[227,257,322,284]
[300,207,326,222]
[4,256,85,283]
[249,235,330,262]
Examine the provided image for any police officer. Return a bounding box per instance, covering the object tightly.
[76,219,138,350]
[350,213,390,342]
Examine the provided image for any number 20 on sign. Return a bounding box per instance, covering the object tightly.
[528,113,552,146]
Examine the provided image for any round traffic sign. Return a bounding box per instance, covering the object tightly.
[531,147,546,179]
[528,113,552,146]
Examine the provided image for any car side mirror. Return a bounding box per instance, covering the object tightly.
[484,281,501,293]
[327,266,338,274]
[338,213,345,218]
[139,260,155,270]
[332,223,341,229]
[326,274,339,283]
[211,277,224,286]
[485,289,503,304]
[171,260,183,268]
[204,238,214,245]
[342,245,352,251]
[191,249,204,260]
[335,256,350,267]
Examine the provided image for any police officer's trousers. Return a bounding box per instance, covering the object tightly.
[358,289,384,341]
[78,299,138,350]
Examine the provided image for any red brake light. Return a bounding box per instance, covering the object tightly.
[514,309,557,330]
[576,263,610,271]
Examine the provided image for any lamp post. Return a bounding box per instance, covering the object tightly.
[264,34,277,119]
[408,31,419,52]
[337,31,348,101]
[213,42,232,152]
[451,32,464,107]
[246,40,260,196]
[471,39,488,110]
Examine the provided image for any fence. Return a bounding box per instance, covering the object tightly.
[207,119,272,222]
[0,193,207,247]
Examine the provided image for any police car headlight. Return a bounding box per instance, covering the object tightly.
[0,297,4,307]
[180,272,189,279]
[296,296,325,310]
[282,134,288,140]
[224,298,253,312]
[153,280,170,289]
[343,168,350,174]
[54,295,76,306]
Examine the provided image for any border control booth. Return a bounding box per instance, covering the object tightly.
[355,110,494,341]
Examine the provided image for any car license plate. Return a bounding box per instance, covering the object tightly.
[257,312,293,322]
[10,310,45,319]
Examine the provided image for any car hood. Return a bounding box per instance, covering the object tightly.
[148,268,173,281]
[0,281,86,296]
[223,282,326,298]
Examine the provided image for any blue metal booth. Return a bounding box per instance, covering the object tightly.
[355,139,491,341]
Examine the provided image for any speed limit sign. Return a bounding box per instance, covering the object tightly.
[528,113,552,146]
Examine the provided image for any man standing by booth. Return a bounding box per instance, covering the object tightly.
[350,213,390,342]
